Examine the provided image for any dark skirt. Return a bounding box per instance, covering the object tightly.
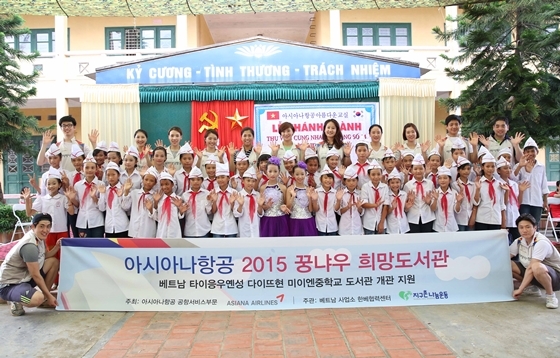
[289,217,318,237]
[260,215,290,237]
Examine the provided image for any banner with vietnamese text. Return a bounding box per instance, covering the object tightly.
[57,231,513,311]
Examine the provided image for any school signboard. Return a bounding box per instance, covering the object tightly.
[57,231,513,311]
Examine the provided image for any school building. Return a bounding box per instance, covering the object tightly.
[2,6,557,193]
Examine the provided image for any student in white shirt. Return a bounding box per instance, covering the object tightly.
[325,148,344,190]
[120,146,142,191]
[451,156,475,231]
[280,150,297,188]
[208,163,238,237]
[256,148,272,191]
[497,157,530,243]
[182,167,212,238]
[399,150,415,185]
[311,165,339,236]
[337,167,364,236]
[403,154,436,233]
[68,144,85,238]
[348,141,371,189]
[147,172,185,239]
[304,148,320,188]
[361,160,389,235]
[385,169,410,234]
[234,167,265,238]
[230,151,250,192]
[473,153,506,230]
[514,137,550,221]
[433,166,462,232]
[381,148,399,184]
[98,162,130,238]
[69,153,105,238]
[174,143,195,196]
[286,162,317,237]
[92,141,108,181]
[121,167,158,238]
[425,149,441,189]
[107,142,123,169]
[202,154,218,192]
[36,144,68,196]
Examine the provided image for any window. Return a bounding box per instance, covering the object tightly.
[105,26,175,50]
[5,29,56,54]
[343,23,411,46]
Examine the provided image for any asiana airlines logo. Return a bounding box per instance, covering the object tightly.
[235,44,282,58]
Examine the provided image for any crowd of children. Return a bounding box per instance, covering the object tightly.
[26,115,550,242]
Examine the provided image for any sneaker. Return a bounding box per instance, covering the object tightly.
[10,302,25,316]
[522,285,542,297]
[546,295,558,309]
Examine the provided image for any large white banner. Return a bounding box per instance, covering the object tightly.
[57,231,514,311]
[254,103,379,146]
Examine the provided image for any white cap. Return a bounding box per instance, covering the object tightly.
[47,167,62,180]
[523,137,538,150]
[243,166,257,179]
[456,156,471,167]
[188,167,203,179]
[95,141,108,152]
[45,143,61,158]
[259,146,272,157]
[383,148,396,159]
[71,144,84,159]
[304,148,318,161]
[411,154,425,166]
[369,159,382,170]
[497,147,512,159]
[481,153,496,164]
[387,168,401,181]
[401,149,415,158]
[215,162,230,177]
[437,166,452,177]
[144,167,159,180]
[108,142,120,153]
[478,146,490,158]
[178,143,194,155]
[427,148,440,159]
[235,151,249,162]
[496,157,509,169]
[282,150,297,162]
[343,166,358,179]
[126,146,139,159]
[105,162,121,173]
[159,172,175,184]
[451,139,465,150]
[205,154,218,166]
[320,164,333,176]
[326,148,340,159]
[84,153,96,164]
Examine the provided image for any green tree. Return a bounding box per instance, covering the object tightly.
[0,14,43,158]
[433,0,560,147]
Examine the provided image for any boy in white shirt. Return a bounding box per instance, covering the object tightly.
[182,167,212,238]
[174,143,195,196]
[234,167,264,238]
[473,153,506,230]
[312,165,339,235]
[425,149,441,189]
[120,146,142,191]
[348,141,371,189]
[68,144,85,238]
[147,172,185,239]
[202,154,218,192]
[497,157,530,243]
[230,151,250,192]
[451,156,475,231]
[209,163,238,237]
[385,169,410,234]
[361,160,389,234]
[121,167,158,238]
[403,154,436,233]
[433,166,462,232]
[304,148,320,188]
[337,167,364,235]
[98,162,130,238]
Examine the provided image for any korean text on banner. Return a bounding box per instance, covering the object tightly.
[57,231,513,312]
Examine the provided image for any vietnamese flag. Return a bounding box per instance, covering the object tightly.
[267,110,280,120]
[191,100,254,151]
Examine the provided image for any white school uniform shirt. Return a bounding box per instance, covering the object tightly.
[514,161,549,207]
[174,168,191,196]
[69,170,85,188]
[403,178,436,225]
[501,178,521,228]
[234,189,262,238]
[317,144,344,169]
[474,176,506,225]
[75,178,104,229]
[451,179,475,226]
[121,188,157,238]
[331,168,344,190]
[150,193,184,239]
[348,161,371,190]
[31,193,68,233]
[202,177,218,192]
[337,189,364,235]
[360,181,389,231]
[98,183,130,234]
[442,136,473,162]
[305,172,320,188]
[231,174,244,192]
[120,169,142,191]
[315,186,338,233]
[425,171,439,189]
[165,147,182,171]
[211,187,238,236]
[384,190,410,234]
[182,189,212,237]
[433,187,460,232]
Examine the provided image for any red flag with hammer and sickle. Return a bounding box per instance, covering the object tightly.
[190,101,254,151]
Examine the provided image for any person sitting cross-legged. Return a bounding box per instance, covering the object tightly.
[0,213,60,316]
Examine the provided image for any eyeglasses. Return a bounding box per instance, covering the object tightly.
[61,124,74,129]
